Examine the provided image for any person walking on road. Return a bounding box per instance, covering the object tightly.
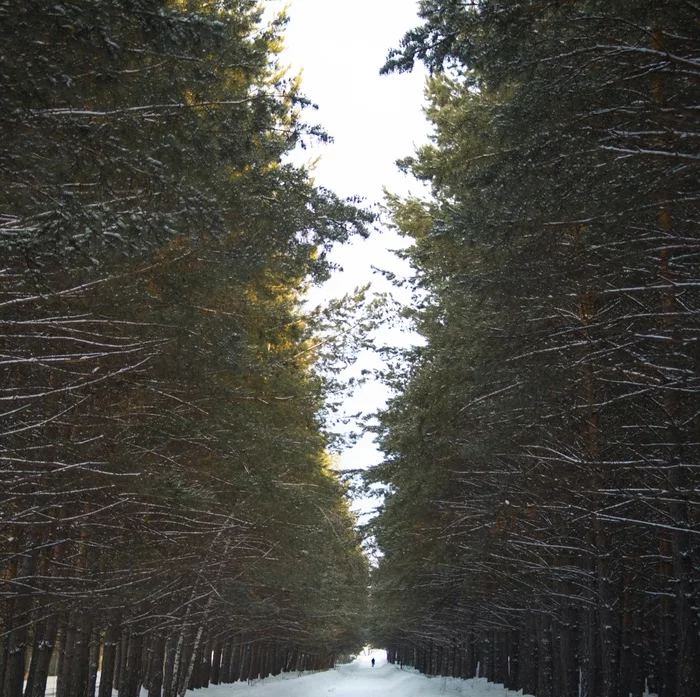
[371,657,375,668]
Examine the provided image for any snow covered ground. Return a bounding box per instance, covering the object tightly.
[40,650,527,697]
[178,650,527,697]
[38,650,661,697]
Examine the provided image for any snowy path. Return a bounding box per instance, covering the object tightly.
[39,650,524,697]
[197,651,525,697]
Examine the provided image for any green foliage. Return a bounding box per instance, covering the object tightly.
[369,2,700,695]
[0,2,370,689]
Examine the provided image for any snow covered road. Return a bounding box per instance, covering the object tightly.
[198,651,524,697]
[40,650,524,697]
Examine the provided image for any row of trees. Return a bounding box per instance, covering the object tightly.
[1,2,369,696]
[369,2,699,697]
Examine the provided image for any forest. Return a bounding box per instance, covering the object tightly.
[1,2,370,696]
[367,2,700,697]
[1,2,699,697]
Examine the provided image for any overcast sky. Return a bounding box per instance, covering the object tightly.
[266,1,430,491]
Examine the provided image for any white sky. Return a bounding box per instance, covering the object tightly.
[278,0,429,308]
[266,0,429,505]
[270,0,428,202]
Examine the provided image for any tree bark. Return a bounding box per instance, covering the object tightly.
[70,612,93,697]
[536,614,553,697]
[161,635,176,697]
[210,639,222,684]
[115,628,128,694]
[87,624,99,697]
[507,629,519,690]
[24,613,58,697]
[3,545,38,697]
[147,633,166,697]
[219,638,232,683]
[56,614,77,697]
[97,613,121,697]
[121,629,143,697]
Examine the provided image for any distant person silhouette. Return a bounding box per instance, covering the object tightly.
[371,657,375,668]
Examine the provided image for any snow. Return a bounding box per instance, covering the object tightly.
[171,651,525,697]
[38,650,529,697]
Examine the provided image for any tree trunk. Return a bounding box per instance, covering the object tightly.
[87,624,99,697]
[239,642,250,682]
[219,638,232,683]
[559,581,578,697]
[596,527,620,697]
[230,638,242,682]
[201,632,212,687]
[168,617,190,697]
[508,629,519,690]
[178,623,206,697]
[464,632,475,678]
[210,639,222,684]
[4,545,39,697]
[493,632,504,684]
[24,613,58,697]
[121,630,143,697]
[580,538,599,697]
[536,614,553,697]
[147,633,166,697]
[520,614,538,696]
[161,635,176,697]
[483,632,494,682]
[672,492,698,697]
[619,570,635,697]
[175,636,194,697]
[659,535,677,697]
[115,628,129,694]
[97,613,121,697]
[56,614,77,697]
[70,612,93,697]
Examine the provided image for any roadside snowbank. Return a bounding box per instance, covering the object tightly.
[197,650,528,697]
[39,650,529,696]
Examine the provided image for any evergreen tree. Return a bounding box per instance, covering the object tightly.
[370,3,700,697]
[1,3,370,696]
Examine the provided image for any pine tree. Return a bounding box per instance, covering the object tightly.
[1,3,371,695]
[370,3,700,696]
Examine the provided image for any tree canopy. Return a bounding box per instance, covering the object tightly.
[369,3,700,697]
[1,3,370,696]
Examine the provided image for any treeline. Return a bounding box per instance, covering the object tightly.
[368,2,699,697]
[0,2,369,697]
